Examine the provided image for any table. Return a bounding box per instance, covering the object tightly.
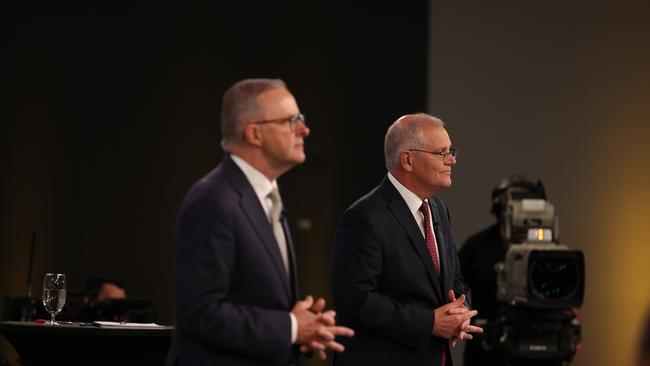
[0,321,173,366]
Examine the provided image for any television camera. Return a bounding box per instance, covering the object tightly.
[488,177,585,366]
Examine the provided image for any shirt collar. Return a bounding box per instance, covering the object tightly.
[230,154,278,200]
[387,172,428,215]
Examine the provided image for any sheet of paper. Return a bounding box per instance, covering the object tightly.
[93,321,162,328]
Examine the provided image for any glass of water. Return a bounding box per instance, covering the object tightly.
[42,273,66,325]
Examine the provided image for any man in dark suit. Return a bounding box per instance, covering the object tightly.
[331,113,482,366]
[167,78,353,366]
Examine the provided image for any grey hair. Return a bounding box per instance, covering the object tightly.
[384,113,445,171]
[220,78,288,149]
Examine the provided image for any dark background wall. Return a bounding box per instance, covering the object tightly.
[1,2,427,350]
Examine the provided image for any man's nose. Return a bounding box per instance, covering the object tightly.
[296,123,310,137]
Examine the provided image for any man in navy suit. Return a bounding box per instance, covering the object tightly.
[331,113,482,366]
[167,78,353,365]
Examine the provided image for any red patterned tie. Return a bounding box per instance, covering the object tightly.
[419,201,446,366]
[419,201,440,274]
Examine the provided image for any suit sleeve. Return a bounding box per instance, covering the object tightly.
[332,207,434,350]
[173,198,292,363]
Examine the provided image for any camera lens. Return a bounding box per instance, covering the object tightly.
[530,258,579,299]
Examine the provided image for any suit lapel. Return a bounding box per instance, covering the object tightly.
[224,156,292,300]
[381,179,442,298]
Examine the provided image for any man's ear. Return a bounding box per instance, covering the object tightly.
[400,151,414,172]
[243,124,263,147]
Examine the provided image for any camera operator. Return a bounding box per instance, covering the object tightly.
[459,175,581,366]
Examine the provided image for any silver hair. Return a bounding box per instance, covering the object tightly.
[220,78,287,149]
[384,113,445,171]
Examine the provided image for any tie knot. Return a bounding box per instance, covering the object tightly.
[419,201,428,214]
[269,187,281,205]
[268,187,283,222]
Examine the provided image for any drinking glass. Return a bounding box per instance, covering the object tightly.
[42,273,66,325]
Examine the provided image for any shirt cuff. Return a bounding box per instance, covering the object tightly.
[289,312,298,344]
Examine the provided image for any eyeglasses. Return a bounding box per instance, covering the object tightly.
[409,147,457,161]
[251,113,307,132]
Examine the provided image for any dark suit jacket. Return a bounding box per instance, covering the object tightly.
[331,177,466,366]
[166,154,298,366]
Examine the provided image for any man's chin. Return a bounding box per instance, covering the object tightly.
[437,178,452,189]
[281,156,306,170]
[293,152,306,164]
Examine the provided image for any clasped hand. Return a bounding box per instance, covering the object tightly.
[292,295,355,360]
[433,290,484,348]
